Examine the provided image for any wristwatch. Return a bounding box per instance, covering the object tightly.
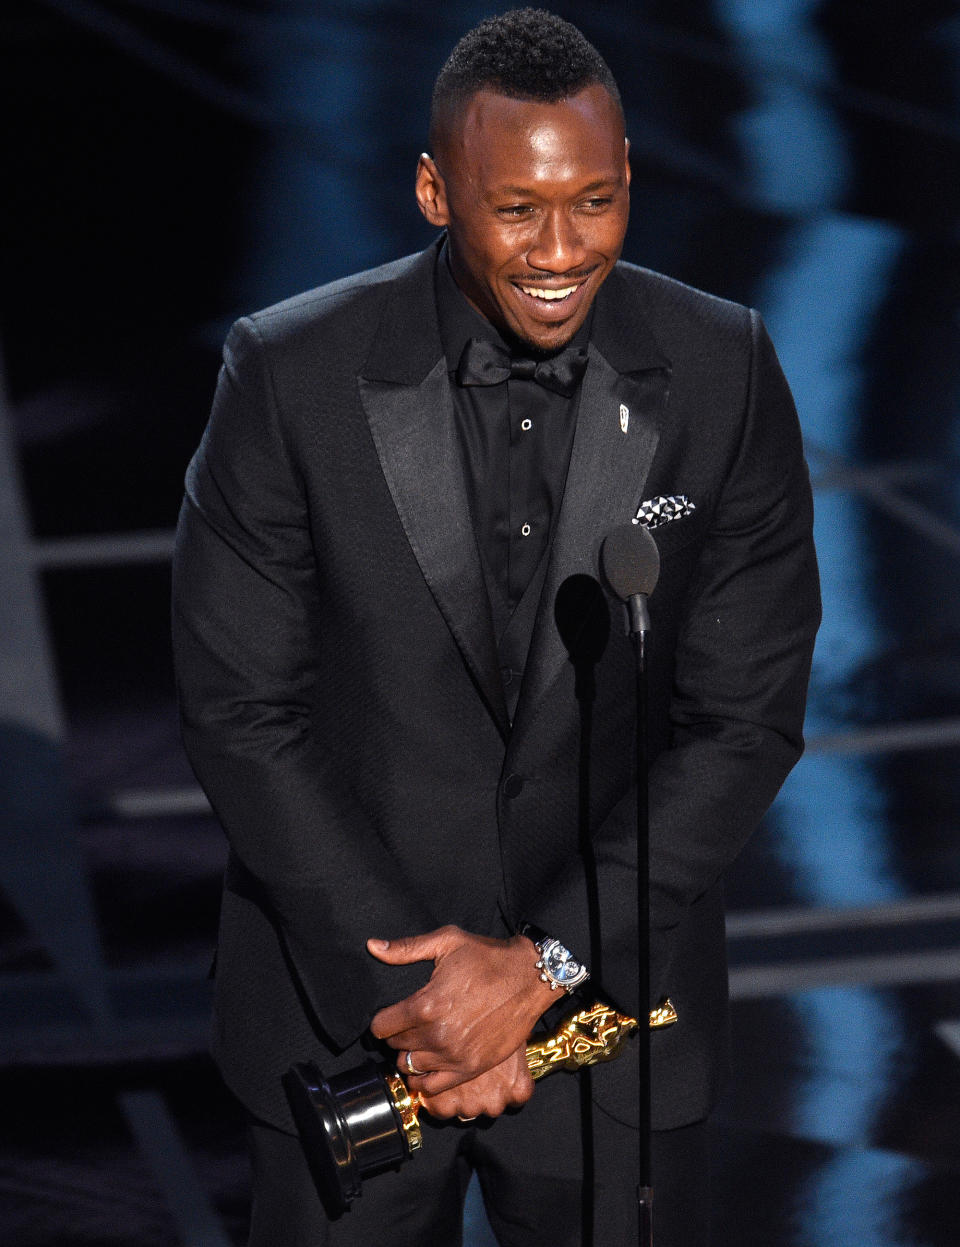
[518,922,590,993]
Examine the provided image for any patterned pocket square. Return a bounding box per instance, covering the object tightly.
[634,494,696,529]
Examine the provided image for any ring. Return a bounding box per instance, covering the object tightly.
[405,1050,428,1077]
[457,1115,477,1122]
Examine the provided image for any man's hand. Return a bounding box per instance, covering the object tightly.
[416,1044,533,1120]
[367,925,557,1099]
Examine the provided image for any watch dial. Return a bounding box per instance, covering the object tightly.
[544,944,580,981]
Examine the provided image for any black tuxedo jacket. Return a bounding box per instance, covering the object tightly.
[172,238,820,1134]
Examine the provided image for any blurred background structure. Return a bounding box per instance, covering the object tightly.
[3,2,960,1244]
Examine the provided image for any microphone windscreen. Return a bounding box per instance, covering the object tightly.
[601,523,661,600]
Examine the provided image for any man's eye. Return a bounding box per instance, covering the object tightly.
[498,205,533,218]
[582,197,612,211]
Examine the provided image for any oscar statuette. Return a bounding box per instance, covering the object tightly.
[283,997,677,1214]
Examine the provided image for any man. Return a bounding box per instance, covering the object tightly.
[173,9,819,1246]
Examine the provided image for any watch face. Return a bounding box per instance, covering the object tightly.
[543,942,580,982]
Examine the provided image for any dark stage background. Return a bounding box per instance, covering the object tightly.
[4,2,960,1244]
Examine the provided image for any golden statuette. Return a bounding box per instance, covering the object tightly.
[524,997,677,1081]
[286,997,678,1213]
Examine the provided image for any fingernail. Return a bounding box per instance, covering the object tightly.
[368,938,390,951]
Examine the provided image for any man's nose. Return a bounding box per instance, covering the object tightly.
[526,210,587,272]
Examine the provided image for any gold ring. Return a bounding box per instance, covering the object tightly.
[405,1050,427,1077]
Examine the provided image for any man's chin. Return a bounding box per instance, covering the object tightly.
[504,313,585,355]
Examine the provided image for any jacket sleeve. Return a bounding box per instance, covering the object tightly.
[532,310,820,1012]
[643,311,820,998]
[172,317,434,1050]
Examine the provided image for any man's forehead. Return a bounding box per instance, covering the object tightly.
[445,86,625,176]
[461,86,621,137]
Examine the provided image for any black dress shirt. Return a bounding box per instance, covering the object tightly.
[435,248,591,640]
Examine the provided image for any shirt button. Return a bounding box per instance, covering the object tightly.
[521,523,531,537]
[503,773,525,799]
[520,418,533,431]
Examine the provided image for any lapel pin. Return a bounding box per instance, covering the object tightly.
[619,403,629,434]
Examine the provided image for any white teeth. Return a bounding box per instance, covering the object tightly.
[519,284,578,300]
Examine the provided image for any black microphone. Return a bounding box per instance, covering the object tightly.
[601,523,660,634]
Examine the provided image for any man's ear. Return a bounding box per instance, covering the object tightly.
[624,137,631,190]
[415,154,450,227]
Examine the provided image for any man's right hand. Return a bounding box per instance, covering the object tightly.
[367,927,557,1095]
[414,1042,533,1120]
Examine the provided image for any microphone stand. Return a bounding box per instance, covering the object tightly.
[626,592,653,1247]
[601,523,659,1245]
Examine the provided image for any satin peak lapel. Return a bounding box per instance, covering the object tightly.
[359,252,507,736]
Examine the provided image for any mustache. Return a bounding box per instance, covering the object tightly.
[509,266,598,285]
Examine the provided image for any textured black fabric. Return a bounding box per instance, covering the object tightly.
[475,1085,711,1247]
[245,1079,710,1246]
[247,1115,470,1246]
[172,237,820,1144]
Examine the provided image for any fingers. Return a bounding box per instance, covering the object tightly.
[395,1047,500,1098]
[405,1067,468,1096]
[399,1049,429,1078]
[367,927,465,1041]
[366,925,462,966]
[367,927,550,1083]
[417,1050,534,1120]
[371,1002,452,1051]
[394,1049,476,1095]
[370,994,458,1050]
[377,1026,426,1051]
[369,981,458,1050]
[369,997,423,1041]
[397,1050,473,1092]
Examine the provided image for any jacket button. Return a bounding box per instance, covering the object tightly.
[502,773,524,799]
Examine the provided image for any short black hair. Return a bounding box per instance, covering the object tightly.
[429,9,622,152]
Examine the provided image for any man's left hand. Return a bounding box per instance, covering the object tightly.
[367,925,556,1096]
[417,1043,533,1119]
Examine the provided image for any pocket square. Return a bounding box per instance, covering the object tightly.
[633,494,696,529]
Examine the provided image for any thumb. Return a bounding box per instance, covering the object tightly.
[366,926,460,965]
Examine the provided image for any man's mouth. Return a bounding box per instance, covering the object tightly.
[517,283,581,302]
[506,268,600,334]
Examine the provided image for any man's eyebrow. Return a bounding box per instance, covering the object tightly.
[491,177,623,198]
[576,177,623,193]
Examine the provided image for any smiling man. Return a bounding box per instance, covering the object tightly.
[417,81,630,351]
[173,10,819,1247]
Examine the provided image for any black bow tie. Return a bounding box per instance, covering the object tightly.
[456,337,589,397]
